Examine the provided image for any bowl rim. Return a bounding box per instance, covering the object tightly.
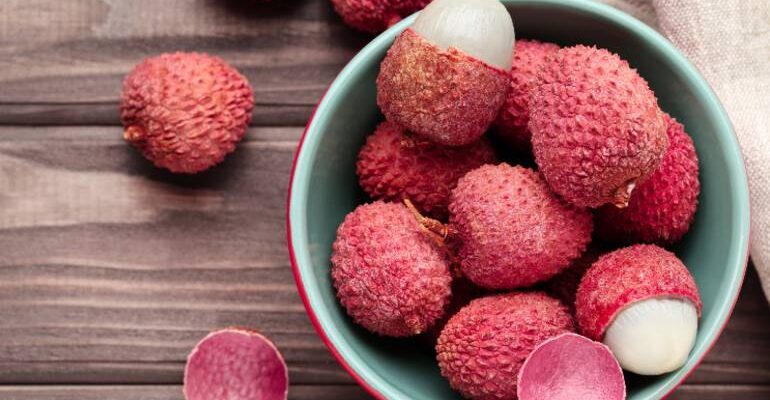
[286,0,751,399]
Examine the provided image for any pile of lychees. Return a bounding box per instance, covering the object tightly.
[331,0,702,399]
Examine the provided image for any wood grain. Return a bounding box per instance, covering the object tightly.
[0,0,768,398]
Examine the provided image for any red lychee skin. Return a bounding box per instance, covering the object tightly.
[530,45,668,208]
[331,201,452,337]
[330,0,431,33]
[575,244,702,341]
[121,52,254,174]
[448,163,593,290]
[493,40,560,152]
[356,121,498,219]
[184,327,288,400]
[377,29,510,147]
[595,114,700,244]
[421,277,486,346]
[436,292,575,400]
[544,247,601,313]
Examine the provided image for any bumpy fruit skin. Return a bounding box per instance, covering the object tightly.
[595,114,700,244]
[544,247,601,313]
[575,244,702,341]
[121,52,254,174]
[436,292,574,400]
[184,328,288,400]
[331,201,452,337]
[449,164,593,289]
[530,45,668,208]
[494,40,560,152]
[377,29,510,147]
[356,121,498,219]
[330,0,431,33]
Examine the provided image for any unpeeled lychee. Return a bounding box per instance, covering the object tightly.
[530,45,668,208]
[449,163,593,289]
[331,201,452,337]
[184,328,288,400]
[595,114,700,244]
[356,121,498,219]
[575,244,702,375]
[376,0,514,146]
[330,0,431,33]
[121,52,254,174]
[436,292,574,400]
[494,39,560,152]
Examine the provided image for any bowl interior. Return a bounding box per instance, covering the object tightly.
[289,1,750,399]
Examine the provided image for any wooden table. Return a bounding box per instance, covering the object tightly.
[0,1,767,399]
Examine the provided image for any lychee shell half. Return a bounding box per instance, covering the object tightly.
[121,52,254,174]
[377,29,510,147]
[356,121,498,219]
[575,244,702,341]
[184,328,288,400]
[517,332,625,400]
[530,45,668,208]
[595,113,700,244]
[331,201,452,337]
[449,163,593,289]
[494,39,560,152]
[436,292,574,400]
[330,0,431,33]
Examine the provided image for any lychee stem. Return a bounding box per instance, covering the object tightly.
[123,125,145,142]
[612,181,636,208]
[403,199,448,242]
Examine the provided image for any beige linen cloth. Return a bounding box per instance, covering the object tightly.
[604,0,770,301]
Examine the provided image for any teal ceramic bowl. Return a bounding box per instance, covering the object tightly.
[288,0,750,398]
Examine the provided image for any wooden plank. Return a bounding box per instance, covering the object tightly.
[0,385,369,400]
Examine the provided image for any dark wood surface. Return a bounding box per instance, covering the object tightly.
[0,1,767,399]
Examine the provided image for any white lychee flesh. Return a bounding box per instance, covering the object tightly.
[410,0,515,70]
[603,297,698,375]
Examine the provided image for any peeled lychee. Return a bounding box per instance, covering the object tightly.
[356,121,498,219]
[376,0,514,146]
[330,0,431,33]
[121,52,254,174]
[517,333,625,400]
[184,328,288,400]
[436,291,574,400]
[448,163,593,289]
[575,244,702,375]
[595,114,700,244]
[530,45,668,208]
[331,201,452,337]
[494,39,560,152]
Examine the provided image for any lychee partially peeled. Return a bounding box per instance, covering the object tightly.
[184,328,288,400]
[356,121,498,219]
[330,0,431,33]
[575,244,702,375]
[436,292,574,400]
[376,0,514,146]
[331,201,452,337]
[530,45,668,208]
[121,52,254,174]
[517,332,625,400]
[449,163,593,289]
[595,113,700,244]
[494,39,560,152]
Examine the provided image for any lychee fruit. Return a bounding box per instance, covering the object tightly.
[448,163,593,289]
[529,45,668,208]
[494,39,560,152]
[184,328,288,400]
[436,291,574,400]
[331,201,452,337]
[356,121,498,219]
[121,52,254,174]
[517,333,625,400]
[330,0,431,33]
[420,277,485,346]
[595,113,700,244]
[376,0,514,146]
[575,244,702,375]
